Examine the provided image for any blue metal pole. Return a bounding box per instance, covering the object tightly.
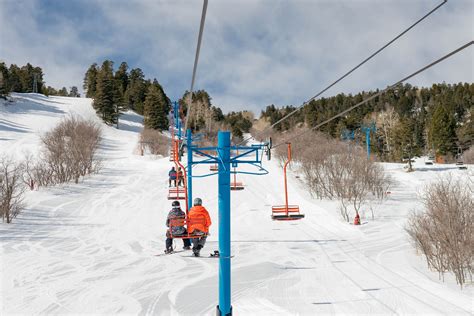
[187,129,193,212]
[217,131,232,316]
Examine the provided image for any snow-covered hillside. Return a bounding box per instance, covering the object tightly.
[0,94,472,315]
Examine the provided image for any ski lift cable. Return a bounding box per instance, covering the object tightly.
[237,0,447,146]
[182,0,208,145]
[271,41,474,149]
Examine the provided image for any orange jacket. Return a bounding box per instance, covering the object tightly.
[188,205,211,233]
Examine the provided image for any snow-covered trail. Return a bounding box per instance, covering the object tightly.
[1,94,472,315]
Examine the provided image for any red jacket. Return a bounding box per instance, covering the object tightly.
[188,205,211,233]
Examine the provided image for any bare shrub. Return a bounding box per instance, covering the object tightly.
[41,116,101,184]
[0,156,25,223]
[406,176,473,287]
[140,128,168,155]
[273,129,392,221]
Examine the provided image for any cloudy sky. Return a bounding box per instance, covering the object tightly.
[1,0,472,113]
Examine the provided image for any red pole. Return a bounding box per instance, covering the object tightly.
[283,143,292,216]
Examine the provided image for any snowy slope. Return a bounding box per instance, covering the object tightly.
[0,94,473,315]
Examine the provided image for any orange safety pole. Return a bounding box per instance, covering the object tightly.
[174,140,189,214]
[283,143,292,216]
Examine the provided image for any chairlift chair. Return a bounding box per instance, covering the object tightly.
[167,187,186,200]
[168,218,208,239]
[169,148,176,162]
[230,167,244,191]
[456,148,467,170]
[271,143,305,221]
[230,150,245,190]
[210,164,218,172]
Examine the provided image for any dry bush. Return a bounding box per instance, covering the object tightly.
[273,129,391,221]
[41,116,101,184]
[0,156,25,223]
[140,128,168,155]
[406,176,473,287]
[462,146,474,164]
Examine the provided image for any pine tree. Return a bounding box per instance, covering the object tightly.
[83,63,98,98]
[429,105,457,156]
[18,63,34,92]
[69,86,80,97]
[0,62,9,98]
[93,60,117,124]
[8,64,22,92]
[113,78,126,128]
[143,79,169,130]
[126,68,146,114]
[58,87,69,96]
[115,62,129,98]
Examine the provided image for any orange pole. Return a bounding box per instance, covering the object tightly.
[283,143,292,216]
[174,140,189,214]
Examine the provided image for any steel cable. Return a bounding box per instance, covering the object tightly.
[238,0,447,145]
[271,41,474,148]
[183,0,208,141]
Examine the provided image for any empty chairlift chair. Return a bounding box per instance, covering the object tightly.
[230,150,244,190]
[169,147,176,162]
[456,149,467,170]
[271,143,305,221]
[168,187,186,200]
[230,167,244,191]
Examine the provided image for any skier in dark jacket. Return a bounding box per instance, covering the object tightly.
[165,201,191,254]
[168,167,177,187]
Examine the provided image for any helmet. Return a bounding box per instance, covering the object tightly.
[193,197,202,206]
[172,201,180,207]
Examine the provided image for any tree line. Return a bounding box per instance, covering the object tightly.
[177,89,253,143]
[83,61,170,129]
[0,62,80,98]
[260,83,473,161]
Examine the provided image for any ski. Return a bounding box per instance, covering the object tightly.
[154,249,186,257]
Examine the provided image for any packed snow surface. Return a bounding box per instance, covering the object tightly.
[1,94,473,315]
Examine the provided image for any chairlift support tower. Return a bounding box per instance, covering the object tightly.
[183,129,270,316]
[361,123,376,160]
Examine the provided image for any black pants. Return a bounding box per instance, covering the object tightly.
[169,179,176,187]
[166,230,191,249]
[192,232,207,250]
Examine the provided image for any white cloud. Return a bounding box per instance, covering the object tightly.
[1,0,472,112]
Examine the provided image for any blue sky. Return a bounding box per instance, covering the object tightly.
[1,0,472,113]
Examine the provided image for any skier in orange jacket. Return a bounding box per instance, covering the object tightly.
[188,197,211,256]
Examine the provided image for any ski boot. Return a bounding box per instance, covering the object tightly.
[164,248,173,254]
[192,245,202,257]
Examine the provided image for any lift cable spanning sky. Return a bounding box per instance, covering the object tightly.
[271,41,474,149]
[182,0,208,141]
[237,0,448,146]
